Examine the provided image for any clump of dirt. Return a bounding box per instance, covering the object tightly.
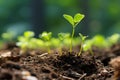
[109,56,120,80]
[52,52,112,80]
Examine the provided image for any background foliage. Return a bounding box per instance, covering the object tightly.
[0,0,120,38]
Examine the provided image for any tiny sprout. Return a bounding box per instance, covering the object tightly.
[39,32,52,53]
[2,31,15,41]
[78,33,87,56]
[39,32,52,41]
[83,40,93,55]
[91,35,106,47]
[24,31,35,38]
[63,13,85,53]
[58,33,70,55]
[16,31,35,53]
[58,33,70,41]
[107,33,120,45]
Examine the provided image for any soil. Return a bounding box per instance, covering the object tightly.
[0,43,120,80]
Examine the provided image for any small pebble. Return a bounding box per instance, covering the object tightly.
[24,76,38,80]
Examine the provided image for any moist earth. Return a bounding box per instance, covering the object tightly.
[0,43,120,80]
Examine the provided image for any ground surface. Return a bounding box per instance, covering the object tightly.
[0,43,120,80]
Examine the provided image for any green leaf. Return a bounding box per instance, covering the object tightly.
[63,14,74,26]
[83,40,93,51]
[79,33,87,41]
[74,13,85,24]
[24,31,34,38]
[58,33,70,40]
[107,33,120,44]
[2,31,15,40]
[40,32,52,41]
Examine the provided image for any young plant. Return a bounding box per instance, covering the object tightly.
[58,33,70,46]
[58,32,70,55]
[16,31,35,53]
[2,31,15,42]
[91,35,107,48]
[83,40,94,55]
[83,35,106,55]
[107,33,120,46]
[63,13,85,53]
[39,32,52,53]
[78,33,87,56]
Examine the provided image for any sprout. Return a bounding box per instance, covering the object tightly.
[24,31,35,38]
[58,33,70,41]
[39,32,52,53]
[16,31,35,53]
[2,31,15,41]
[58,33,71,47]
[63,13,85,53]
[107,33,120,46]
[78,33,87,56]
[83,40,93,55]
[92,35,107,47]
[58,33,70,55]
[39,32,52,41]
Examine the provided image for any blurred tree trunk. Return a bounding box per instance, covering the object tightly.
[31,0,45,37]
[79,0,90,35]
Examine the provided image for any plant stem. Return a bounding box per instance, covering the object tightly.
[59,41,62,56]
[78,42,83,56]
[90,48,93,55]
[70,28,75,53]
[47,46,50,53]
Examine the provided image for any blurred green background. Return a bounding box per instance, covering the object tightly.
[0,0,120,38]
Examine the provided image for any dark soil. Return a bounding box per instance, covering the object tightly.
[0,43,120,80]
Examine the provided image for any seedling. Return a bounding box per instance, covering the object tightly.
[78,33,87,56]
[39,32,52,53]
[58,32,70,55]
[16,31,35,53]
[58,33,70,41]
[107,33,120,46]
[24,31,35,38]
[58,33,70,47]
[63,13,85,53]
[2,31,15,42]
[91,35,107,47]
[83,40,94,55]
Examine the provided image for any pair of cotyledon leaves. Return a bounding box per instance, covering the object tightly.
[63,13,85,28]
[79,33,88,42]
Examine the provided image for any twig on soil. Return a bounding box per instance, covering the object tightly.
[60,75,74,80]
[38,53,48,57]
[0,51,11,58]
[78,73,87,80]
